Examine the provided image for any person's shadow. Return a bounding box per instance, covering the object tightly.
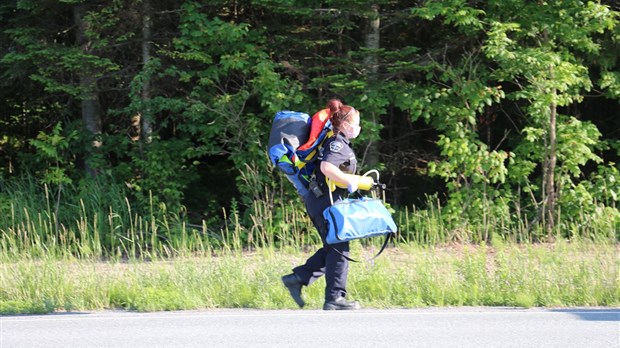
[548,309,620,322]
[1,311,92,318]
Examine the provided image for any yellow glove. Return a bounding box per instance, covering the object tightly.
[327,174,374,192]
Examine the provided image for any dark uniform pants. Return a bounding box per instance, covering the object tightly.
[292,192,350,301]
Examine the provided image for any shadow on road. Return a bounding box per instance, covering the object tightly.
[0,311,92,318]
[548,309,620,322]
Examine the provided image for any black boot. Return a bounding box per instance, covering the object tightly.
[281,273,305,308]
[323,297,361,310]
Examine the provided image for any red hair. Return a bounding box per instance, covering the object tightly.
[326,99,343,114]
[331,105,358,130]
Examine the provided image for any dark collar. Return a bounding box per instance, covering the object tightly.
[335,131,351,144]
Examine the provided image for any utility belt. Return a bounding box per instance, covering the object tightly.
[308,175,327,198]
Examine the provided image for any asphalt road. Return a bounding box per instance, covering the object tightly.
[2,307,619,348]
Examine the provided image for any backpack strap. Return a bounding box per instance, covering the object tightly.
[329,232,393,263]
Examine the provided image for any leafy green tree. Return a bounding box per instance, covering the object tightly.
[1,0,617,245]
[29,122,78,219]
[1,0,128,178]
[483,0,618,237]
[409,0,618,238]
[125,1,305,213]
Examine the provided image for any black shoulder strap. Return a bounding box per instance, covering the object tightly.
[329,233,393,263]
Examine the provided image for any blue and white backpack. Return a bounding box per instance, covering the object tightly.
[267,111,332,196]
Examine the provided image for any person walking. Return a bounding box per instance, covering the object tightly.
[282,100,363,310]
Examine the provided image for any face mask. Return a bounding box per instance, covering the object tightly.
[343,122,361,139]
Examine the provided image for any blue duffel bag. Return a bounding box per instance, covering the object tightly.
[323,197,397,245]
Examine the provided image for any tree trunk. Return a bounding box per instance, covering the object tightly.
[364,5,380,75]
[74,4,102,178]
[363,4,380,168]
[141,0,153,144]
[545,80,557,239]
[542,29,557,239]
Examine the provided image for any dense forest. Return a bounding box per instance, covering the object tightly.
[1,0,618,253]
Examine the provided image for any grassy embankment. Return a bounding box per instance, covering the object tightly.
[2,241,618,314]
[1,180,618,314]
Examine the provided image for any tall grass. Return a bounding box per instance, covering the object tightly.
[1,176,617,260]
[1,242,617,314]
[1,176,618,314]
[0,177,310,260]
[395,196,619,245]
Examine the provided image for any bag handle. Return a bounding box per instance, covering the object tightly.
[326,169,381,204]
[329,233,393,263]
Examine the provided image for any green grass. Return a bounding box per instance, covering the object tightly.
[1,177,618,314]
[1,241,618,314]
[1,175,618,260]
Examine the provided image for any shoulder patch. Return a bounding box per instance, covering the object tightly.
[329,141,344,153]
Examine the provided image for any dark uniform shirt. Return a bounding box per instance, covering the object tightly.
[303,130,357,225]
[295,133,356,301]
[316,131,357,199]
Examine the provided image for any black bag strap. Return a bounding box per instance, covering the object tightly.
[329,232,393,263]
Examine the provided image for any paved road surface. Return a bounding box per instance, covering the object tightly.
[2,307,619,348]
